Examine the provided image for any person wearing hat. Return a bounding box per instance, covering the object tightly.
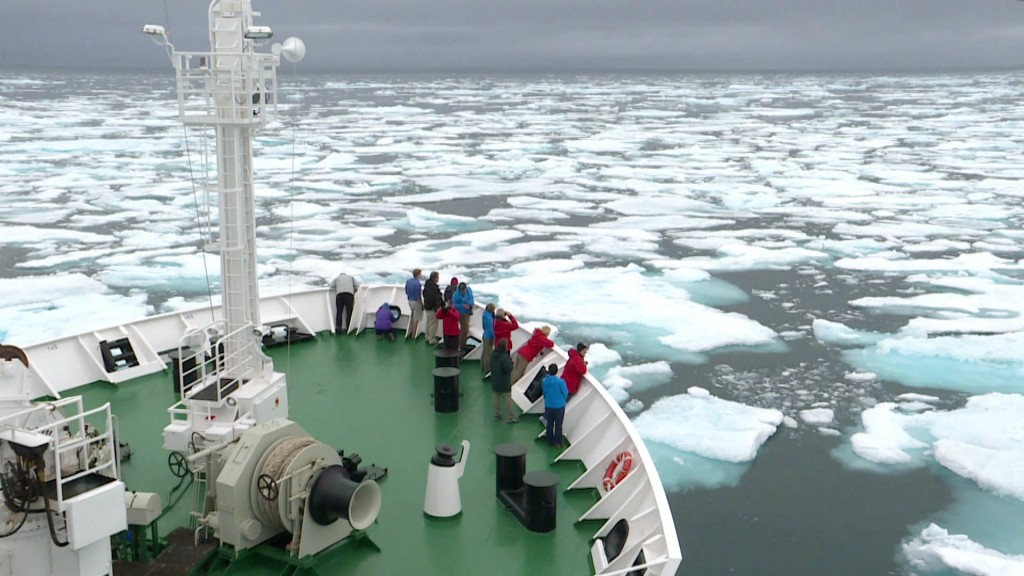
[493,308,518,346]
[443,276,459,303]
[562,342,589,397]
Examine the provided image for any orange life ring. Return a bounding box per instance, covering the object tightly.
[602,451,633,491]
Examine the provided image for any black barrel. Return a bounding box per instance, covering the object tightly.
[432,367,460,413]
[434,348,460,368]
[167,348,197,394]
[524,471,559,533]
[493,442,527,498]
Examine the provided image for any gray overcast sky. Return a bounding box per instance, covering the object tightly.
[3,0,1024,72]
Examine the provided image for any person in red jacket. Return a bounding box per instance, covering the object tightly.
[562,342,588,396]
[436,301,461,351]
[510,325,553,383]
[493,308,518,347]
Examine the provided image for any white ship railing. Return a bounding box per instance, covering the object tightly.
[173,51,278,126]
[0,397,119,511]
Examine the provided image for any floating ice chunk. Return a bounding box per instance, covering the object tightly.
[847,393,1024,503]
[659,311,777,353]
[478,264,778,356]
[403,207,479,230]
[819,428,841,437]
[633,386,784,463]
[875,331,1024,365]
[845,371,877,382]
[596,215,733,232]
[836,252,1024,273]
[583,343,621,367]
[813,319,887,347]
[805,237,896,257]
[605,195,716,216]
[934,439,1024,502]
[898,393,940,403]
[605,385,629,405]
[604,361,673,393]
[671,243,830,272]
[850,402,931,466]
[507,258,582,275]
[0,224,111,246]
[800,408,835,426]
[0,291,153,346]
[271,201,335,218]
[899,402,935,413]
[623,399,645,414]
[903,523,1024,576]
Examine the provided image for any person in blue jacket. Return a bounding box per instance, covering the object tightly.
[481,303,496,377]
[541,364,568,448]
[404,268,423,340]
[451,281,475,351]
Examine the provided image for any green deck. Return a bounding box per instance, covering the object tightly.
[77,332,602,576]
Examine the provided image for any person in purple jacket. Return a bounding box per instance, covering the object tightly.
[374,303,396,341]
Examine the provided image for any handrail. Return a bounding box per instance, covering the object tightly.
[0,398,118,510]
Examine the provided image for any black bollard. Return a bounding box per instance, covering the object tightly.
[434,348,460,368]
[493,442,527,498]
[432,367,460,413]
[523,471,559,533]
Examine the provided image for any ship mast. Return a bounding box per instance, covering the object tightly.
[146,1,305,451]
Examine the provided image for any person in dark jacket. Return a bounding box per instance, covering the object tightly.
[436,301,461,351]
[541,363,569,448]
[422,271,443,345]
[490,339,516,422]
[510,326,553,383]
[443,277,459,303]
[562,342,589,396]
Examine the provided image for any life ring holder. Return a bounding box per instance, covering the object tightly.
[602,451,633,491]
